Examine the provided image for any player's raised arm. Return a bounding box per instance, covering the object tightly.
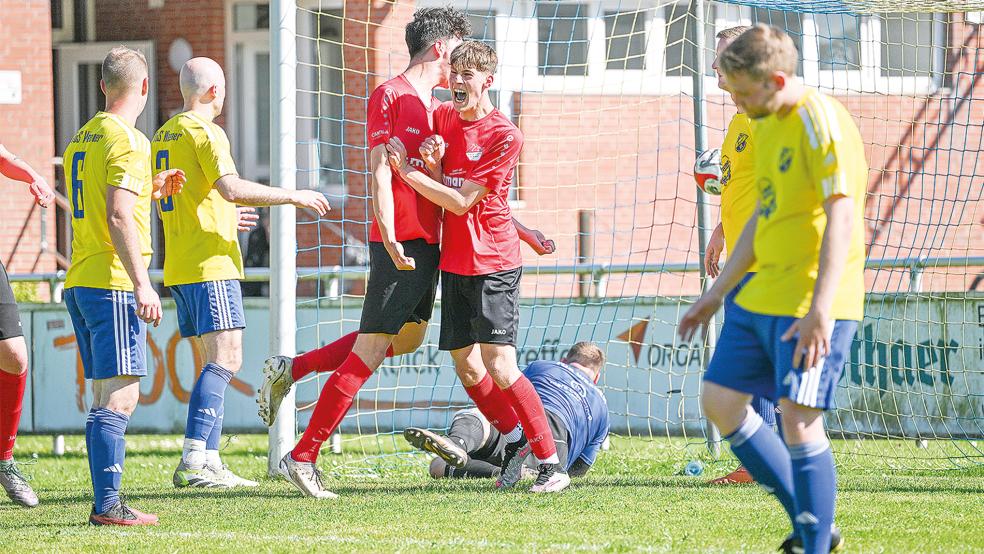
[387,136,489,215]
[0,143,55,208]
[213,174,330,216]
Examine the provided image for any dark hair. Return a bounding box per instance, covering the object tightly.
[405,7,471,58]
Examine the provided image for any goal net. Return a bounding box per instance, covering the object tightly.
[279,0,984,472]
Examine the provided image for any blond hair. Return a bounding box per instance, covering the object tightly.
[450,40,497,74]
[565,342,606,372]
[716,25,751,41]
[102,46,148,93]
[718,24,798,80]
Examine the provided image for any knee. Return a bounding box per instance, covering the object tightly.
[429,458,448,479]
[1,354,28,376]
[482,352,517,384]
[391,325,426,356]
[102,389,139,416]
[454,361,486,388]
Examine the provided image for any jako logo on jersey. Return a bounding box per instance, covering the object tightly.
[778,147,794,172]
[736,132,749,152]
[466,144,483,161]
[405,127,421,135]
[490,329,508,335]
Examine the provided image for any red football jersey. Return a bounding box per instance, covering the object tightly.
[366,75,442,244]
[434,104,524,276]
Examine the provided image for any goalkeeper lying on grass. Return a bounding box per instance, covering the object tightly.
[405,342,609,481]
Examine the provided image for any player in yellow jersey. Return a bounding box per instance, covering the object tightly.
[679,25,866,554]
[0,143,54,508]
[703,26,779,487]
[63,47,185,526]
[152,57,330,489]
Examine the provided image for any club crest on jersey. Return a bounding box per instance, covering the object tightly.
[758,177,777,219]
[466,144,483,161]
[735,133,749,152]
[721,156,732,186]
[779,147,794,173]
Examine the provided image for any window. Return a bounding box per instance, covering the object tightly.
[664,3,716,77]
[816,14,862,71]
[234,3,269,30]
[536,2,589,76]
[880,13,941,77]
[605,10,648,70]
[750,8,804,76]
[467,9,497,46]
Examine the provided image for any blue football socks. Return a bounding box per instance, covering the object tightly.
[789,439,837,554]
[88,408,129,514]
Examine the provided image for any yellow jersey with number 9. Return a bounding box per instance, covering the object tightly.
[63,112,153,291]
[736,90,868,321]
[152,111,242,286]
[719,113,758,270]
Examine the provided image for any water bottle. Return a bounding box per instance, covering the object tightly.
[684,460,704,476]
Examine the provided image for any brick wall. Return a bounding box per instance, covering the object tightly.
[0,0,57,279]
[95,0,227,123]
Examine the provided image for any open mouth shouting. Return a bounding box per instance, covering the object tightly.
[452,87,468,107]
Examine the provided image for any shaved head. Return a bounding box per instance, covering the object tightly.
[180,57,227,116]
[180,57,225,98]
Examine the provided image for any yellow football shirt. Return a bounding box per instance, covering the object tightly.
[152,111,242,286]
[64,112,153,291]
[719,113,758,270]
[736,90,868,321]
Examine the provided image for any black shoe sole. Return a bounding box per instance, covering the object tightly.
[404,427,468,468]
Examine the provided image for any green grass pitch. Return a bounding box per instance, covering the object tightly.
[1,434,982,552]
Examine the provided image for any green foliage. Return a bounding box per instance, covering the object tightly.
[11,281,43,303]
[1,435,981,552]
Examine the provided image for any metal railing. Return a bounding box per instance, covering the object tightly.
[10,255,983,303]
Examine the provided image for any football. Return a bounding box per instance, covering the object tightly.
[694,148,724,195]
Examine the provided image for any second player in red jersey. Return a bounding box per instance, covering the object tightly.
[432,102,523,275]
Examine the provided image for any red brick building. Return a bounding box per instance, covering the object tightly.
[5,1,984,298]
[0,0,57,281]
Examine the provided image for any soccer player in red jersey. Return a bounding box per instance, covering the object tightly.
[386,40,570,493]
[0,143,54,508]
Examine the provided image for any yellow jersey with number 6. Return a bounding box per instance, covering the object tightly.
[719,113,758,270]
[152,111,242,286]
[736,90,868,321]
[63,112,153,291]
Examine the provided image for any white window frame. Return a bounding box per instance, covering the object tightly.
[51,0,96,44]
[426,1,949,97]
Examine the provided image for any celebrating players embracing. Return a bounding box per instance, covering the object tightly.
[387,40,569,493]
[679,25,867,554]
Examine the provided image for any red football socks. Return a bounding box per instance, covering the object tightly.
[503,376,558,462]
[0,369,27,461]
[291,332,393,382]
[463,373,521,435]
[291,352,374,463]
